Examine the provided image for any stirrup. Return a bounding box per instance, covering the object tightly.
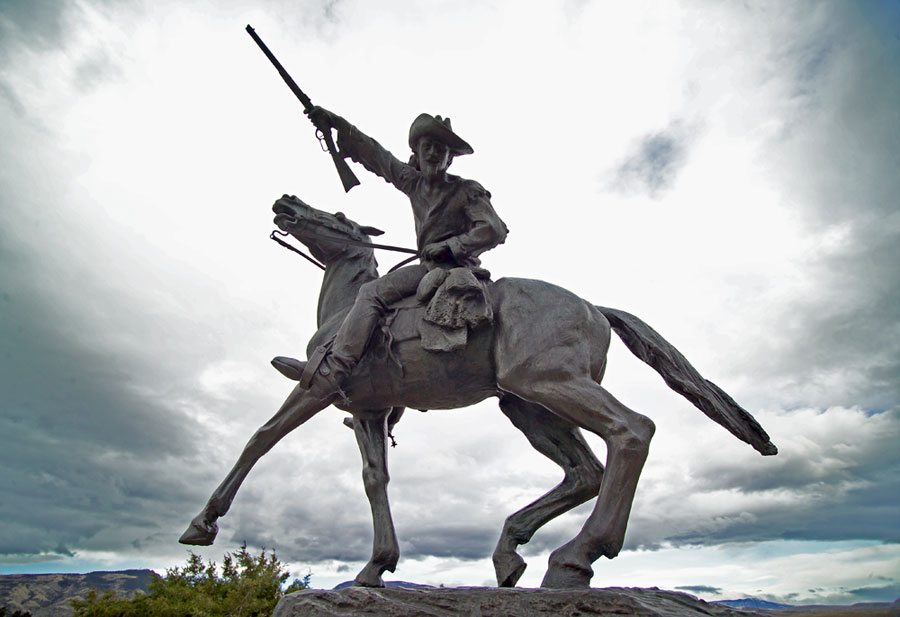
[298,345,352,406]
[299,344,331,389]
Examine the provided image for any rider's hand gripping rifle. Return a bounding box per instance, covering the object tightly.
[246,25,360,193]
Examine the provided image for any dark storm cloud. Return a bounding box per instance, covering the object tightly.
[846,581,900,603]
[731,4,900,411]
[0,233,219,557]
[610,124,690,198]
[0,0,68,56]
[227,498,379,563]
[0,1,72,120]
[0,1,130,129]
[663,481,900,547]
[675,585,722,595]
[0,80,25,117]
[0,97,236,559]
[0,265,196,457]
[401,525,497,560]
[692,410,899,496]
[756,222,900,409]
[621,407,900,551]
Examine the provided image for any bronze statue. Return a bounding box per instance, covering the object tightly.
[179,194,777,589]
[180,27,776,589]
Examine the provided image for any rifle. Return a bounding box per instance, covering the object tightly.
[246,25,360,192]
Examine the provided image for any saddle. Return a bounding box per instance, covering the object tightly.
[381,266,493,356]
[277,267,494,386]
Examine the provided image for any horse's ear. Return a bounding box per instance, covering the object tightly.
[359,225,385,237]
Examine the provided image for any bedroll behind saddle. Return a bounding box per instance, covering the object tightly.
[415,266,493,352]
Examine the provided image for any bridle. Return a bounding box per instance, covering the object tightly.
[269,215,420,273]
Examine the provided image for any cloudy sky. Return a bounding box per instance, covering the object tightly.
[1,0,898,605]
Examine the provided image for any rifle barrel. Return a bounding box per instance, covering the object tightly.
[245,25,312,109]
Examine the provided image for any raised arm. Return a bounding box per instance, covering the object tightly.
[307,107,417,194]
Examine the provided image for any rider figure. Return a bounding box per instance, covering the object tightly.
[299,107,509,399]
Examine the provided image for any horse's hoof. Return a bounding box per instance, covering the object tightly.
[541,547,593,589]
[353,567,385,588]
[271,356,306,381]
[541,562,592,589]
[493,551,527,587]
[178,515,218,546]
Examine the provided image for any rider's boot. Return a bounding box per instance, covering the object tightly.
[271,356,306,381]
[271,351,352,404]
[271,354,352,405]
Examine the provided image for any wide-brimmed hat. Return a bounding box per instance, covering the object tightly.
[408,113,474,156]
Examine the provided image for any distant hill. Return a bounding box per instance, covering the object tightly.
[715,597,900,616]
[773,600,900,616]
[715,597,793,610]
[0,570,157,617]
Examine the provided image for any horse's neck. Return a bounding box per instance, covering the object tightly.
[317,250,379,327]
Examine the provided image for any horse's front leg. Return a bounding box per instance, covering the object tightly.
[179,384,331,545]
[350,410,400,587]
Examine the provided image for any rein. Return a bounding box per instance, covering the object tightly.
[270,227,420,273]
[270,230,326,270]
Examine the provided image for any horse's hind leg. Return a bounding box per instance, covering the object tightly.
[493,395,604,587]
[350,410,400,587]
[499,374,654,588]
[179,385,330,545]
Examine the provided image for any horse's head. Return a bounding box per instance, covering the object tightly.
[272,194,384,265]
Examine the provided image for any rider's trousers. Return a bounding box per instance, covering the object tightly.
[328,263,429,375]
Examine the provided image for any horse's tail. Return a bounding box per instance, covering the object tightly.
[596,306,777,456]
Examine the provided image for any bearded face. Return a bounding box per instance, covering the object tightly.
[416,136,451,177]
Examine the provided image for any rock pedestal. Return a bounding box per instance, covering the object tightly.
[272,586,767,616]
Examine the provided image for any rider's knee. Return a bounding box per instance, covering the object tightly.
[357,280,387,309]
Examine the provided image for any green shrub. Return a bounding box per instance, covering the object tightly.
[72,546,310,617]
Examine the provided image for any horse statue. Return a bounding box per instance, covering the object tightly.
[180,194,777,589]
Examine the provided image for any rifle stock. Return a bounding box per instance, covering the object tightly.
[246,25,360,192]
[328,141,361,192]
